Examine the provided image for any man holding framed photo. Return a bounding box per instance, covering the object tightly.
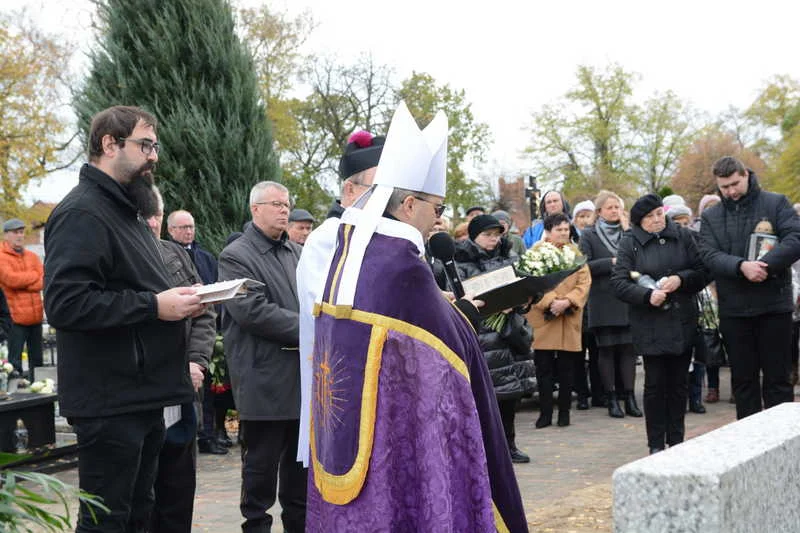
[699,156,800,419]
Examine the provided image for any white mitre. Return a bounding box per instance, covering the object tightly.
[327,101,448,307]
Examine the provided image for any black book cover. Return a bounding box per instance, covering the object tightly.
[475,266,582,317]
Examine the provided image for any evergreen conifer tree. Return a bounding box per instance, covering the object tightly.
[74,0,278,253]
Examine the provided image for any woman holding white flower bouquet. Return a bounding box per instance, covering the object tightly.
[527,213,591,428]
[455,215,536,464]
[611,194,709,455]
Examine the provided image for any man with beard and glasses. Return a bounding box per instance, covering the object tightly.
[44,106,206,533]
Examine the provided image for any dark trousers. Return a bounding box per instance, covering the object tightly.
[573,332,604,403]
[71,410,165,533]
[536,350,579,415]
[643,352,691,449]
[792,321,799,376]
[689,362,706,405]
[497,398,518,450]
[707,364,720,389]
[199,374,215,442]
[720,312,794,419]
[239,420,307,533]
[8,322,42,375]
[573,333,596,399]
[151,437,196,533]
[598,343,636,393]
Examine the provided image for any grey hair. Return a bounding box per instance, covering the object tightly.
[249,181,288,205]
[385,187,417,213]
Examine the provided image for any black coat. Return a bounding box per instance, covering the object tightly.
[699,171,800,318]
[454,239,535,399]
[44,164,193,417]
[579,225,630,330]
[611,219,708,356]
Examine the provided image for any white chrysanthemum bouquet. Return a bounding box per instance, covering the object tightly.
[483,242,583,332]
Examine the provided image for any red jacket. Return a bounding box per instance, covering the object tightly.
[0,242,44,325]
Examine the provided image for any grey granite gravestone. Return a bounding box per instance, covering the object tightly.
[613,402,800,533]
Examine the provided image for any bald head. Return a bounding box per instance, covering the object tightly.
[167,210,196,245]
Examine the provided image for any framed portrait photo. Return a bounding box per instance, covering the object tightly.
[747,232,778,261]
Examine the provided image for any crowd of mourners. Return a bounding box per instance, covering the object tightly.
[34,104,800,533]
[438,168,800,461]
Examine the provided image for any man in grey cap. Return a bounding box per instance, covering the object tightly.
[0,218,44,376]
[492,210,526,256]
[287,209,315,246]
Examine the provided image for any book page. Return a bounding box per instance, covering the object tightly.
[194,278,265,304]
[462,266,519,296]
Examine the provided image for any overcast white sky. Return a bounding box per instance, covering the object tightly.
[7,0,800,203]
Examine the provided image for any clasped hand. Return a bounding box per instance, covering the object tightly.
[549,298,571,316]
[740,260,768,283]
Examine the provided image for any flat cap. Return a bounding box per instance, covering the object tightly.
[3,219,25,232]
[289,209,315,223]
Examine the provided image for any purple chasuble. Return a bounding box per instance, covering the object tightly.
[307,226,528,532]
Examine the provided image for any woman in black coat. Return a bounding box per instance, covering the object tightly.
[611,194,708,454]
[455,215,536,464]
[579,190,642,419]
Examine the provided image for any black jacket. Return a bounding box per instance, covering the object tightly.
[579,225,630,330]
[611,219,708,356]
[699,171,800,318]
[455,239,535,399]
[44,164,193,417]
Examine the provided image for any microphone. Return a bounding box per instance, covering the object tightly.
[429,232,465,299]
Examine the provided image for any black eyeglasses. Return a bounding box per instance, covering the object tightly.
[413,196,446,217]
[119,137,160,156]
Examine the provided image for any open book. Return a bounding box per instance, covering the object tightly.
[463,265,582,317]
[194,278,265,304]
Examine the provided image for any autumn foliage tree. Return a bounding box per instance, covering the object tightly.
[670,128,766,211]
[0,13,77,218]
[745,75,800,201]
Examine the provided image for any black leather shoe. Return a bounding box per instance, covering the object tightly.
[509,448,530,464]
[576,396,589,410]
[624,391,643,417]
[689,401,707,414]
[535,414,552,429]
[198,438,229,455]
[649,447,665,455]
[216,429,234,447]
[557,411,570,427]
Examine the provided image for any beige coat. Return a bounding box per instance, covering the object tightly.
[527,261,591,352]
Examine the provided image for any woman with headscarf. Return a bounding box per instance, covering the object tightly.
[527,213,591,428]
[579,190,642,418]
[611,194,708,454]
[454,215,536,463]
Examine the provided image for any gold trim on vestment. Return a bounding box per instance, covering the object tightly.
[316,302,469,381]
[311,324,386,505]
[327,224,354,304]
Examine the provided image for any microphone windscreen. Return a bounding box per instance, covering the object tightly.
[429,232,456,261]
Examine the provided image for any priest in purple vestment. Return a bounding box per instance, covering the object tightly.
[306,102,528,532]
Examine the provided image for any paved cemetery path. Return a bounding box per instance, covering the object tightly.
[35,365,755,532]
